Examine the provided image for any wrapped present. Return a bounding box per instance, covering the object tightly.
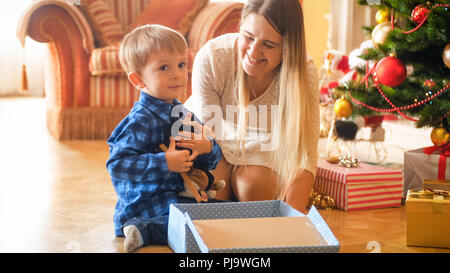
[406,189,450,248]
[423,179,450,191]
[315,159,403,211]
[167,200,339,253]
[404,146,450,196]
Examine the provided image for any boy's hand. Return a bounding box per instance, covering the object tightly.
[165,137,193,173]
[176,113,213,161]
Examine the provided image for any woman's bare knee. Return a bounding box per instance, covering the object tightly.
[210,159,234,200]
[232,165,278,201]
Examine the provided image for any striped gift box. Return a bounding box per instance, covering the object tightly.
[315,160,403,211]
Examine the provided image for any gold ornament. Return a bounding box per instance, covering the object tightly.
[308,188,336,210]
[372,22,392,49]
[334,97,353,118]
[443,43,450,69]
[430,127,450,147]
[376,9,390,24]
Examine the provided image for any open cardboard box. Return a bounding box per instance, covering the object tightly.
[168,200,339,253]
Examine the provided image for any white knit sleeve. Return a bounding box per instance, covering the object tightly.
[185,41,223,136]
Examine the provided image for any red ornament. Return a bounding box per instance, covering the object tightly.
[411,4,430,24]
[375,56,407,87]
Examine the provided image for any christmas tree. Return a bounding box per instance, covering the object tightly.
[334,0,450,146]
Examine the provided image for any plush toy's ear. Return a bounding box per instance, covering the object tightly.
[186,168,209,190]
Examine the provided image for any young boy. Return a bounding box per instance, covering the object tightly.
[106,25,222,252]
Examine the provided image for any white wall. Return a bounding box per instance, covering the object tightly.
[0,0,45,96]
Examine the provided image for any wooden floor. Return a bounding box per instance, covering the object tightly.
[0,97,448,253]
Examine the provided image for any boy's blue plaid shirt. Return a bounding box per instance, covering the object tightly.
[106,92,222,236]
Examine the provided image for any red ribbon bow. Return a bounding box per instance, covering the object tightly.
[423,143,450,180]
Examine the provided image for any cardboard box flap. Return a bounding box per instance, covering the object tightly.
[171,200,301,220]
[167,205,192,253]
[185,213,209,253]
[307,206,340,246]
[277,200,304,217]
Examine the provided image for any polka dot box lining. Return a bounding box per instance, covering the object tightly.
[167,200,340,253]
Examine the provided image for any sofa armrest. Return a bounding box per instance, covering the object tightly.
[17,0,94,53]
[16,0,95,108]
[187,1,243,53]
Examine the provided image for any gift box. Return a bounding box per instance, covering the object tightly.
[167,200,339,253]
[406,189,450,248]
[404,147,450,196]
[423,179,450,191]
[315,159,403,211]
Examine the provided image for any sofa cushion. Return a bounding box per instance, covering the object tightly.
[106,0,153,32]
[129,0,209,36]
[89,45,194,77]
[89,44,124,76]
[89,76,139,107]
[88,73,187,107]
[187,2,243,53]
[81,0,124,46]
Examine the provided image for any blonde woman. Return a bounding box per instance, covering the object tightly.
[186,0,319,213]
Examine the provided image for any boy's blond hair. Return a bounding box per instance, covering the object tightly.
[119,24,187,75]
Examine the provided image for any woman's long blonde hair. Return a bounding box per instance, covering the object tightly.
[236,0,312,200]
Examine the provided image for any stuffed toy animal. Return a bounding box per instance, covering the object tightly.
[178,167,226,201]
[164,107,226,202]
[159,143,226,202]
[161,110,226,202]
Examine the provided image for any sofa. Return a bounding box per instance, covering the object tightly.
[17,0,243,140]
